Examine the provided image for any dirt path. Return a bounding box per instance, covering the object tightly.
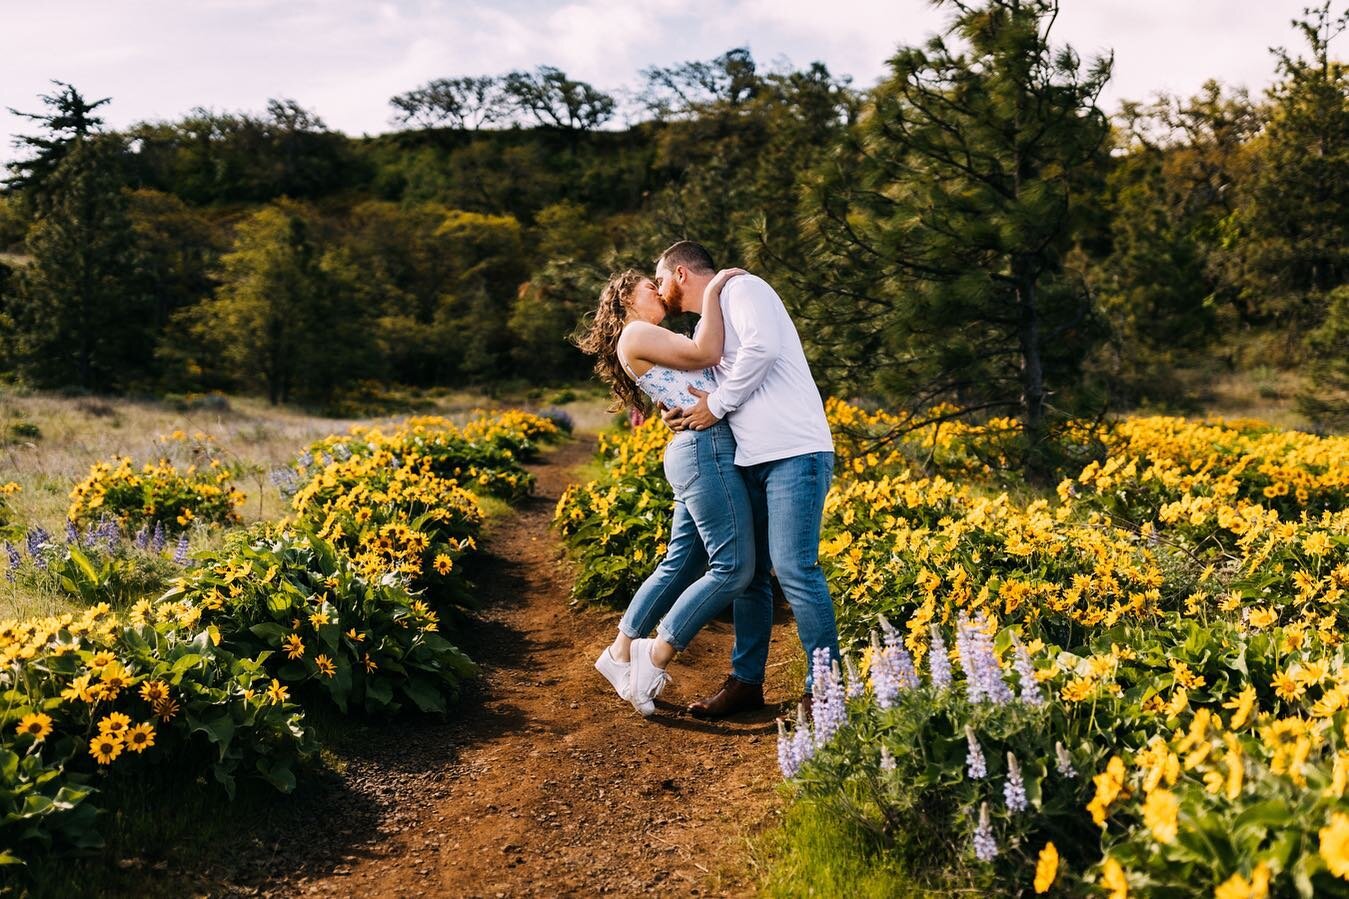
[235,436,800,897]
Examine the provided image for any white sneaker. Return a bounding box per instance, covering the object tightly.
[595,646,632,701]
[628,638,672,717]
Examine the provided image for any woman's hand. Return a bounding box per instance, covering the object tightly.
[705,267,748,297]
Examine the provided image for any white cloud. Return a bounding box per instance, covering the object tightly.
[0,0,1309,165]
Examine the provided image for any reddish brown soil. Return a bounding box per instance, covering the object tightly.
[235,436,801,897]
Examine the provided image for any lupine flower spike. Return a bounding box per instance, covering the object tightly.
[928,624,952,689]
[1055,741,1077,779]
[965,724,987,778]
[1004,752,1028,812]
[870,631,899,709]
[1011,636,1044,706]
[843,654,865,699]
[973,801,998,861]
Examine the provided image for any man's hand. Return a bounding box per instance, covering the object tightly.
[682,386,721,431]
[660,403,688,433]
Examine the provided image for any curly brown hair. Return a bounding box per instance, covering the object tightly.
[574,269,651,414]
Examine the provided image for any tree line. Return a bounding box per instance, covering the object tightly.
[0,0,1344,465]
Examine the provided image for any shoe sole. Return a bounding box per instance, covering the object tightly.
[688,700,765,720]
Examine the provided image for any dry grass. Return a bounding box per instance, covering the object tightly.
[0,387,615,621]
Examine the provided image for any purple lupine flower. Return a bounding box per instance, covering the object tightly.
[26,527,51,570]
[843,654,866,700]
[94,517,120,550]
[3,542,18,581]
[879,616,919,690]
[1004,752,1027,812]
[811,649,848,748]
[956,613,1014,705]
[928,624,952,690]
[869,632,900,710]
[151,521,165,552]
[65,521,79,544]
[298,451,314,469]
[791,703,815,772]
[26,526,51,558]
[134,525,149,550]
[332,443,351,461]
[965,725,987,779]
[173,534,190,566]
[892,645,919,690]
[777,719,800,778]
[973,802,998,861]
[1055,741,1077,779]
[1011,636,1044,706]
[880,745,896,772]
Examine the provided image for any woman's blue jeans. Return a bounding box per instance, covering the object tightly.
[618,420,755,651]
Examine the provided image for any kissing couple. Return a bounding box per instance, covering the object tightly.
[577,240,840,719]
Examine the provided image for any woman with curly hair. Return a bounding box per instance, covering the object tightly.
[575,258,751,716]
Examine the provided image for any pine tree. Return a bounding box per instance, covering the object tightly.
[797,0,1113,480]
[1228,3,1348,332]
[5,81,111,206]
[13,136,143,389]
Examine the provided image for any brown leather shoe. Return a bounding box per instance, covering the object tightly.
[688,675,765,719]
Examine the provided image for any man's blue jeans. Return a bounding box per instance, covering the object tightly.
[730,451,839,692]
[619,420,755,650]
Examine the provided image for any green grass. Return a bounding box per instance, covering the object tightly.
[755,795,930,897]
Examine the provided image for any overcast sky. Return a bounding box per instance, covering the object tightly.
[0,1,1312,163]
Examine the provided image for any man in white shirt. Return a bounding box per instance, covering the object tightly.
[653,240,840,717]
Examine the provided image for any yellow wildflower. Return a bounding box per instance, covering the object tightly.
[1142,788,1179,843]
[1033,841,1058,894]
[283,633,305,660]
[124,722,155,753]
[16,712,52,741]
[1101,857,1129,898]
[265,678,290,704]
[1320,813,1349,879]
[98,712,131,735]
[89,731,123,765]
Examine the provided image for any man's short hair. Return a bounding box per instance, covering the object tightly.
[657,240,716,275]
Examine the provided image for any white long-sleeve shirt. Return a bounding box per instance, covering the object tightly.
[698,274,834,466]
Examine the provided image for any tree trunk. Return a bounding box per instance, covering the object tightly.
[1016,261,1048,484]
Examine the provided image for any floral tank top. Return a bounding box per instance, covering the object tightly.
[619,352,717,413]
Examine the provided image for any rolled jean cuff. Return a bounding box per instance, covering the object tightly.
[655,624,687,652]
[618,622,642,640]
[728,670,764,687]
